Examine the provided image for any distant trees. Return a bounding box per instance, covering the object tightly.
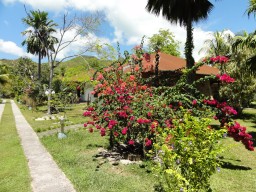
[199,30,232,58]
[147,29,180,56]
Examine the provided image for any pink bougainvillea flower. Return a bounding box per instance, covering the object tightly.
[83,111,92,116]
[129,75,136,81]
[145,138,152,147]
[100,128,106,136]
[96,73,104,81]
[128,139,135,145]
[114,131,119,137]
[87,107,94,111]
[121,127,128,135]
[192,99,197,106]
[216,73,235,83]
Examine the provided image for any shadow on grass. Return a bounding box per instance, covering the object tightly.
[86,143,104,149]
[248,131,256,147]
[220,161,252,171]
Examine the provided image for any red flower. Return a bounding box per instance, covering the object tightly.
[129,75,135,81]
[145,138,152,147]
[97,73,104,81]
[192,99,197,106]
[100,128,106,136]
[122,127,128,135]
[114,131,119,137]
[89,128,94,133]
[128,139,135,145]
[83,123,88,127]
[83,111,92,116]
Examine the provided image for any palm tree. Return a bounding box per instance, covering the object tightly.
[146,0,214,82]
[200,30,232,58]
[22,10,58,80]
[232,31,256,73]
[247,0,256,17]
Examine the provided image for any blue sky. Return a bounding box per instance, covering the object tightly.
[0,0,255,61]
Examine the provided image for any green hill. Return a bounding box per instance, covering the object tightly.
[56,55,111,83]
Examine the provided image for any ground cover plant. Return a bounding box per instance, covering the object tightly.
[0,101,31,192]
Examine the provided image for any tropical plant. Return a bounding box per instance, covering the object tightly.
[247,0,256,17]
[146,0,214,83]
[147,29,180,56]
[22,9,58,80]
[199,30,233,58]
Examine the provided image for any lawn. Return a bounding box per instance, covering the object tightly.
[18,102,87,132]
[0,101,31,192]
[19,102,256,192]
[41,129,156,192]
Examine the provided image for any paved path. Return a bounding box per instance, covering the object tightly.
[11,100,76,192]
[0,100,6,122]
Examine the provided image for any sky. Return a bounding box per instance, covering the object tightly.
[0,0,255,62]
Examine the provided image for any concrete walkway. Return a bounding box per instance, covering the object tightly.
[11,100,76,192]
[0,99,6,122]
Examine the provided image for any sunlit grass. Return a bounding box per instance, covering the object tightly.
[41,129,156,192]
[18,102,87,132]
[0,101,31,192]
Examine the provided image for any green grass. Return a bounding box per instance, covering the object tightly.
[19,102,256,192]
[210,108,256,192]
[0,101,31,192]
[41,129,156,192]
[18,102,87,132]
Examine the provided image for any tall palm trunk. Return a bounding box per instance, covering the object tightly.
[185,16,195,84]
[38,51,41,80]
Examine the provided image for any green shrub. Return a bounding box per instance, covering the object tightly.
[153,112,226,192]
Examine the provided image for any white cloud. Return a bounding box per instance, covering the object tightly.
[0,39,33,58]
[6,0,218,60]
[52,28,111,60]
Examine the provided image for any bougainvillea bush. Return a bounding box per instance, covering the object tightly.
[83,47,254,154]
[82,45,254,191]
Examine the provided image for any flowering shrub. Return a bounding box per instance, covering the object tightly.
[153,112,226,192]
[216,73,235,83]
[204,99,254,151]
[83,48,254,154]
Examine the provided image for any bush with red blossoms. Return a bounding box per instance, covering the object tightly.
[227,121,254,151]
[83,49,254,159]
[204,99,254,151]
[216,73,235,83]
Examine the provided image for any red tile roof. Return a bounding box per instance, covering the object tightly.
[142,52,219,75]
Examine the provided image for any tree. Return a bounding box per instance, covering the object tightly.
[44,13,102,114]
[22,9,58,80]
[146,0,214,83]
[218,32,256,115]
[199,30,232,58]
[147,29,180,56]
[247,0,256,17]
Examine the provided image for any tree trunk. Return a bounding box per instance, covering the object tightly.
[185,17,195,84]
[38,51,41,80]
[47,60,54,114]
[154,51,160,87]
